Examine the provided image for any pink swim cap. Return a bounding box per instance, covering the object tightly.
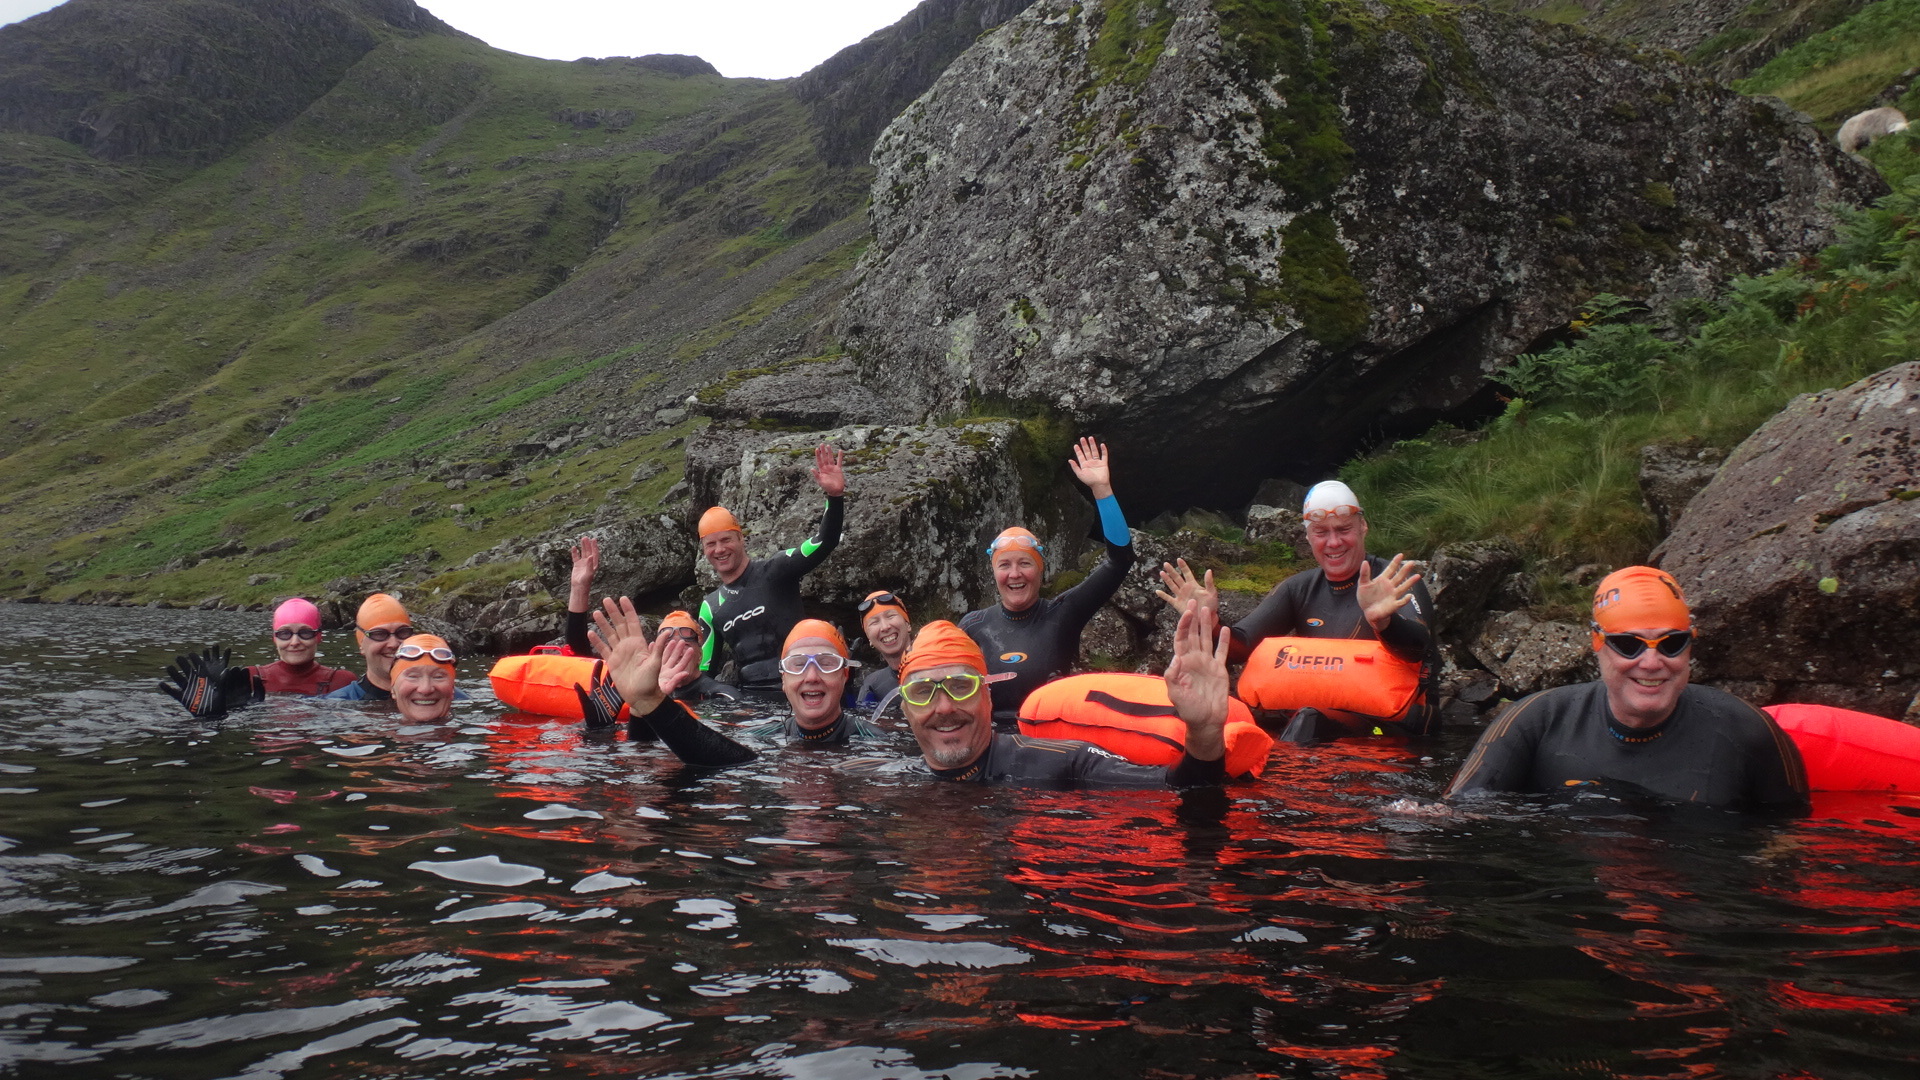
[274,597,323,631]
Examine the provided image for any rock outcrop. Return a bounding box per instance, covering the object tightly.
[683,418,1093,617]
[838,0,1877,513]
[1638,444,1728,538]
[1656,362,1920,716]
[531,512,695,611]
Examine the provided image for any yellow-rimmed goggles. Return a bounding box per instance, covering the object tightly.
[898,670,1016,707]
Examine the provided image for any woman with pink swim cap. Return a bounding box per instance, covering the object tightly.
[250,598,355,696]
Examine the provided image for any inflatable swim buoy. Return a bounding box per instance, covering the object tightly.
[1764,704,1920,793]
[1236,636,1421,718]
[1017,672,1273,779]
[489,653,626,721]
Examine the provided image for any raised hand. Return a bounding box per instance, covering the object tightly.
[1163,600,1229,762]
[574,660,628,730]
[588,596,668,716]
[1066,436,1113,500]
[1356,553,1422,631]
[568,535,601,612]
[159,646,253,718]
[657,636,700,697]
[812,443,847,497]
[1153,558,1219,619]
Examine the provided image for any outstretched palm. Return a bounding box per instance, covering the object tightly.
[588,596,669,716]
[1066,436,1113,499]
[1163,600,1229,762]
[812,443,847,497]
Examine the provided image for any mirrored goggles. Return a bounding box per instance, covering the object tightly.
[1594,626,1692,659]
[898,671,1015,707]
[779,651,851,676]
[1302,504,1361,523]
[394,643,456,664]
[358,625,414,642]
[858,592,902,614]
[273,628,319,641]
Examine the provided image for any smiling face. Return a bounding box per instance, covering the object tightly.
[358,621,410,687]
[273,623,318,666]
[1306,514,1369,580]
[781,641,849,731]
[862,607,911,664]
[392,663,454,722]
[901,663,995,771]
[1597,627,1691,729]
[701,529,748,584]
[992,550,1042,613]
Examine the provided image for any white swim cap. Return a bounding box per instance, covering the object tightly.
[1301,480,1363,522]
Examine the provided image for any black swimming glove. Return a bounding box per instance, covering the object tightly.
[573,661,627,731]
[159,646,262,718]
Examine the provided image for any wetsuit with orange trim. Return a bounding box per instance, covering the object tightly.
[959,497,1134,729]
[928,733,1225,790]
[698,496,845,693]
[250,660,355,697]
[1446,681,1809,811]
[1229,555,1441,737]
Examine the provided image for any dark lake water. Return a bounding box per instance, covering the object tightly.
[0,603,1915,1078]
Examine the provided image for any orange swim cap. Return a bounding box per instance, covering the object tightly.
[860,589,909,627]
[783,618,848,657]
[356,593,411,638]
[1591,566,1691,646]
[659,610,702,636]
[389,633,456,681]
[986,526,1045,571]
[698,506,743,539]
[899,620,987,680]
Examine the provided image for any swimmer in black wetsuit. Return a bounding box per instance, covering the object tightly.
[853,590,911,715]
[696,443,847,694]
[896,615,1226,789]
[959,438,1135,729]
[586,605,879,765]
[1159,480,1439,741]
[1445,566,1807,811]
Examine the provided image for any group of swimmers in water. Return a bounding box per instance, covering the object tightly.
[158,437,1810,811]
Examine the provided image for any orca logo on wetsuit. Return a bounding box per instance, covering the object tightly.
[722,605,767,633]
[999,652,1028,664]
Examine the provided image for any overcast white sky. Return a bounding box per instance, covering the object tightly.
[0,0,927,79]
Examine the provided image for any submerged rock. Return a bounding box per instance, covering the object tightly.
[1656,362,1920,716]
[838,0,1875,512]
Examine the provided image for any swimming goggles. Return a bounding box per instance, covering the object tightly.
[662,627,701,642]
[273,628,319,641]
[857,592,902,613]
[1593,626,1692,659]
[898,671,1016,707]
[1302,504,1362,523]
[394,643,456,663]
[984,536,1045,558]
[779,651,854,676]
[358,625,414,642]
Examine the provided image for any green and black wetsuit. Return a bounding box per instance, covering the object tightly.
[959,496,1134,729]
[1230,555,1441,738]
[698,496,845,692]
[1446,681,1809,810]
[929,733,1224,789]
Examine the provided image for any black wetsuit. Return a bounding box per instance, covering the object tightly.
[1446,681,1809,810]
[1230,555,1441,738]
[698,496,845,692]
[960,536,1135,729]
[856,665,901,714]
[566,611,739,705]
[630,699,882,767]
[324,676,392,702]
[930,733,1225,789]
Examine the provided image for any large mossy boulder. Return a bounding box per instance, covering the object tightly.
[837,0,1877,513]
[1656,362,1920,716]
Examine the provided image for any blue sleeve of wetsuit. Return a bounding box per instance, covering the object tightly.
[1095,495,1128,547]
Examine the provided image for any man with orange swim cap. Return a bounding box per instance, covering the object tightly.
[696,443,847,694]
[958,437,1136,729]
[1447,566,1807,810]
[325,593,416,702]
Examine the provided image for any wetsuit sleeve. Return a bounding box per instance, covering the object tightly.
[1229,575,1307,664]
[1066,744,1221,789]
[565,611,593,656]
[769,495,845,585]
[1052,499,1136,628]
[1744,705,1811,810]
[1445,693,1548,797]
[697,598,719,674]
[633,698,758,768]
[1167,753,1228,789]
[1376,568,1436,664]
